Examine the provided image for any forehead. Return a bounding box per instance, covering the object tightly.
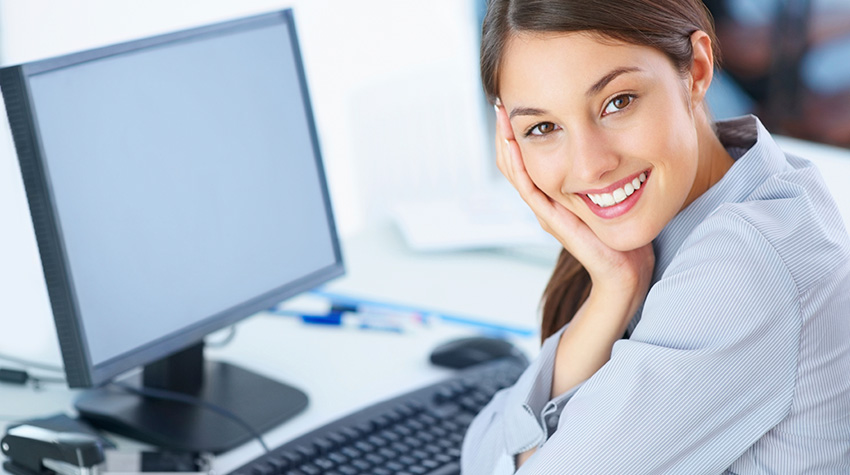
[499,32,674,100]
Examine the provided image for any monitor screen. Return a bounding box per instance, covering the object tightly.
[1,10,342,451]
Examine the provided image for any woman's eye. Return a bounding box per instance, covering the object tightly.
[603,94,635,116]
[528,122,559,136]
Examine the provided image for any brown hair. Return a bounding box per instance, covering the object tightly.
[480,0,719,342]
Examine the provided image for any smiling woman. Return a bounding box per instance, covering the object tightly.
[461,0,850,473]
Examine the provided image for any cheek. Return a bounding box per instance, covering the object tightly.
[518,145,566,196]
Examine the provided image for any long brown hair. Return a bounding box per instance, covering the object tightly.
[480,0,719,342]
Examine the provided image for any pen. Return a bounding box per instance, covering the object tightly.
[266,309,406,333]
[309,289,537,338]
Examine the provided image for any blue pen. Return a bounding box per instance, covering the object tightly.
[266,308,405,333]
[309,289,537,338]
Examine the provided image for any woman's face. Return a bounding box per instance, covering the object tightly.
[499,32,707,251]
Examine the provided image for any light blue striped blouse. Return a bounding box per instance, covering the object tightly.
[461,115,850,474]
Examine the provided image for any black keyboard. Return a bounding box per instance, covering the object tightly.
[229,357,527,475]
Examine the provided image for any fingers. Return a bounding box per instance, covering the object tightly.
[494,99,515,141]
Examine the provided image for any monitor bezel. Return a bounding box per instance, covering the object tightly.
[0,9,344,388]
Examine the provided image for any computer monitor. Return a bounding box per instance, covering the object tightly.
[0,10,343,453]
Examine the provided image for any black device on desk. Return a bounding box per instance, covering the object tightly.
[0,10,343,453]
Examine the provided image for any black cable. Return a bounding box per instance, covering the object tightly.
[0,353,64,373]
[111,381,270,453]
[0,368,66,387]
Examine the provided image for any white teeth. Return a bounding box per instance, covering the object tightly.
[587,172,648,208]
[612,188,627,203]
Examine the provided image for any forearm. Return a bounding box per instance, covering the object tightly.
[516,289,637,469]
[550,288,635,397]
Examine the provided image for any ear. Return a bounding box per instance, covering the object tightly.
[688,30,714,104]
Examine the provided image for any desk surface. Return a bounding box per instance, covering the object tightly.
[0,223,557,474]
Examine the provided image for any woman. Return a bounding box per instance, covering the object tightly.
[461,0,850,473]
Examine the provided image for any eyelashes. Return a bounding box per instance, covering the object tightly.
[521,93,639,138]
[602,93,637,116]
[525,122,560,137]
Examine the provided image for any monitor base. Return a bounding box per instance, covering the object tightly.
[75,361,308,453]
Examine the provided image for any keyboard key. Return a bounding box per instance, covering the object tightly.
[378,447,398,459]
[297,464,322,475]
[408,466,429,475]
[294,445,317,459]
[313,458,335,470]
[327,453,348,465]
[340,427,360,441]
[405,419,425,431]
[411,450,430,460]
[353,441,375,452]
[351,459,371,471]
[326,431,347,446]
[373,415,393,428]
[424,461,461,475]
[424,444,443,455]
[336,466,358,475]
[367,434,388,447]
[313,436,335,453]
[385,461,406,471]
[250,463,273,475]
[373,469,393,475]
[266,456,289,471]
[427,402,461,419]
[341,447,361,459]
[379,429,401,442]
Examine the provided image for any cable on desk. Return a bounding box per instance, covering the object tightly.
[0,352,64,373]
[111,381,270,454]
[0,367,66,388]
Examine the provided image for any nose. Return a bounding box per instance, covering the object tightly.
[568,127,620,185]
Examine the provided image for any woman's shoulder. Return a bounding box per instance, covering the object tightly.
[685,156,850,293]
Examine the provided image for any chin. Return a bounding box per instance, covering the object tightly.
[597,227,656,252]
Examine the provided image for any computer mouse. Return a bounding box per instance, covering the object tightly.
[429,336,528,369]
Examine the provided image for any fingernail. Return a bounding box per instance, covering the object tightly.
[504,138,510,147]
[495,97,502,106]
[493,104,499,114]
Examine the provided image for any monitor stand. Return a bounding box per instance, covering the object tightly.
[74,342,308,453]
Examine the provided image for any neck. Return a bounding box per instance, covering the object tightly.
[682,106,735,210]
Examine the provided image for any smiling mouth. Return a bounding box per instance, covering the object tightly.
[586,172,647,208]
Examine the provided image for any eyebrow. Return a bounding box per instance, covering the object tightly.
[508,106,548,120]
[508,66,643,120]
[586,66,642,97]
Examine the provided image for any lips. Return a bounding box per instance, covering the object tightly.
[586,172,647,207]
[578,170,650,219]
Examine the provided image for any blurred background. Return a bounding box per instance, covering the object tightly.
[704,0,850,147]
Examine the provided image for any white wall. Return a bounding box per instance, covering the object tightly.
[0,0,491,367]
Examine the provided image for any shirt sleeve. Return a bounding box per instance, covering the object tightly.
[515,211,801,473]
[460,324,584,475]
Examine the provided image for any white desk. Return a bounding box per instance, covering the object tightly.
[0,223,557,474]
